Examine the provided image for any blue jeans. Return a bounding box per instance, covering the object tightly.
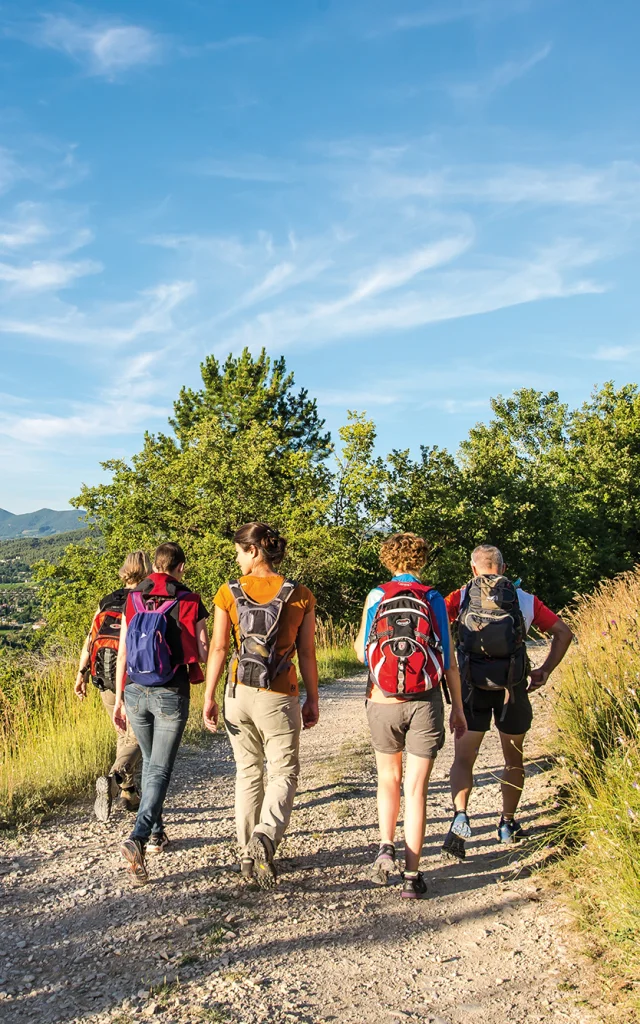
[123,684,189,844]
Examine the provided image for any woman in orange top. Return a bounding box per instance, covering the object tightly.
[203,522,319,887]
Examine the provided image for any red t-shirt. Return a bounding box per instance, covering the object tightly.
[444,586,559,634]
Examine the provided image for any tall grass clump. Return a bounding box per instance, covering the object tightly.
[0,649,115,826]
[555,568,640,995]
[315,617,361,683]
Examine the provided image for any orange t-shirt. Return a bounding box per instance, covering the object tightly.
[213,575,316,696]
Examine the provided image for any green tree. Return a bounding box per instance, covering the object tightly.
[37,349,334,638]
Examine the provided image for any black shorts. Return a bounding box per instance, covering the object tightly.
[462,681,532,736]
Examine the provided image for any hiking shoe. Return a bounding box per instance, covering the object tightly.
[117,787,140,813]
[146,831,169,855]
[94,775,115,822]
[401,871,429,899]
[371,842,397,886]
[441,811,471,861]
[120,838,148,885]
[497,817,525,844]
[240,857,254,879]
[245,833,276,889]
[441,832,466,862]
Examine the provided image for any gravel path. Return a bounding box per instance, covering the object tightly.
[0,673,602,1024]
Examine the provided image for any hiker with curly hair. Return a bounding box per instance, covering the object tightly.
[203,522,319,888]
[354,533,466,898]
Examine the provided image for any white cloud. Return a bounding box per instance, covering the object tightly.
[0,258,101,291]
[0,205,50,249]
[221,239,603,353]
[390,0,531,31]
[0,279,195,344]
[34,14,164,77]
[366,161,640,207]
[0,350,169,447]
[447,43,552,102]
[592,345,635,361]
[187,156,295,183]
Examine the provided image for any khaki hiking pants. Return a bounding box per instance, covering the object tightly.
[100,688,142,790]
[223,685,301,854]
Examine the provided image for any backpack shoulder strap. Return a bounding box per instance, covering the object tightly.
[458,582,473,618]
[154,598,177,616]
[277,579,297,604]
[227,580,250,612]
[130,591,147,615]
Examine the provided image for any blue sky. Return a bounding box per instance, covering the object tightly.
[1,1,639,513]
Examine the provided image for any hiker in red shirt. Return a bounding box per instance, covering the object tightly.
[441,544,573,860]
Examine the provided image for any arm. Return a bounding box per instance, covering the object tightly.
[354,602,368,664]
[113,613,128,733]
[529,618,574,691]
[74,616,96,700]
[203,606,231,733]
[443,622,467,738]
[196,617,209,664]
[297,610,319,729]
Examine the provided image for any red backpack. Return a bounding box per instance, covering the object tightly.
[366,581,445,696]
[89,589,128,692]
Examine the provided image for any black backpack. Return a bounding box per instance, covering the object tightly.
[456,575,529,707]
[227,579,297,690]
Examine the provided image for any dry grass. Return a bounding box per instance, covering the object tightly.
[0,626,360,827]
[554,568,640,1009]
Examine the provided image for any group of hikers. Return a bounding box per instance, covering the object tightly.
[74,523,573,898]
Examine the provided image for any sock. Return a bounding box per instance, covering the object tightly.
[404,870,418,878]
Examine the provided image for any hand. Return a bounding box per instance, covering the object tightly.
[449,705,467,740]
[113,700,127,734]
[203,697,219,733]
[528,667,550,692]
[74,672,87,700]
[301,699,319,729]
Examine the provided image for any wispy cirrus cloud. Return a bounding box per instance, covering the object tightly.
[26,13,164,78]
[0,257,101,292]
[0,351,170,447]
[446,43,552,102]
[388,0,532,31]
[187,155,296,183]
[591,345,636,361]
[0,279,195,345]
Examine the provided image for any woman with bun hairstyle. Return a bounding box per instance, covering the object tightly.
[203,522,319,888]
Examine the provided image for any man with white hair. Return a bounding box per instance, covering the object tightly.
[441,544,573,859]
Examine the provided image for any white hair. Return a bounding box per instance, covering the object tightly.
[471,544,504,572]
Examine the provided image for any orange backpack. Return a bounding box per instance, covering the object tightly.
[89,589,128,692]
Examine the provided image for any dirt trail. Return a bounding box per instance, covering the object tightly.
[0,674,602,1024]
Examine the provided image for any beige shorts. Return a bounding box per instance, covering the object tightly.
[366,688,446,759]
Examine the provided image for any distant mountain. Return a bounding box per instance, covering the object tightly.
[0,508,88,540]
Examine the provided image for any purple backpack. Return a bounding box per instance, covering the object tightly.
[126,592,177,686]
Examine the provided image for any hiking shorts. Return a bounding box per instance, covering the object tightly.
[462,681,533,736]
[366,689,445,759]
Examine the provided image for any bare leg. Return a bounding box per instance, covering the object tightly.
[374,750,403,844]
[499,731,526,817]
[450,730,485,812]
[403,753,435,872]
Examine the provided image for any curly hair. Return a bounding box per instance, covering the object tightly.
[379,532,428,576]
